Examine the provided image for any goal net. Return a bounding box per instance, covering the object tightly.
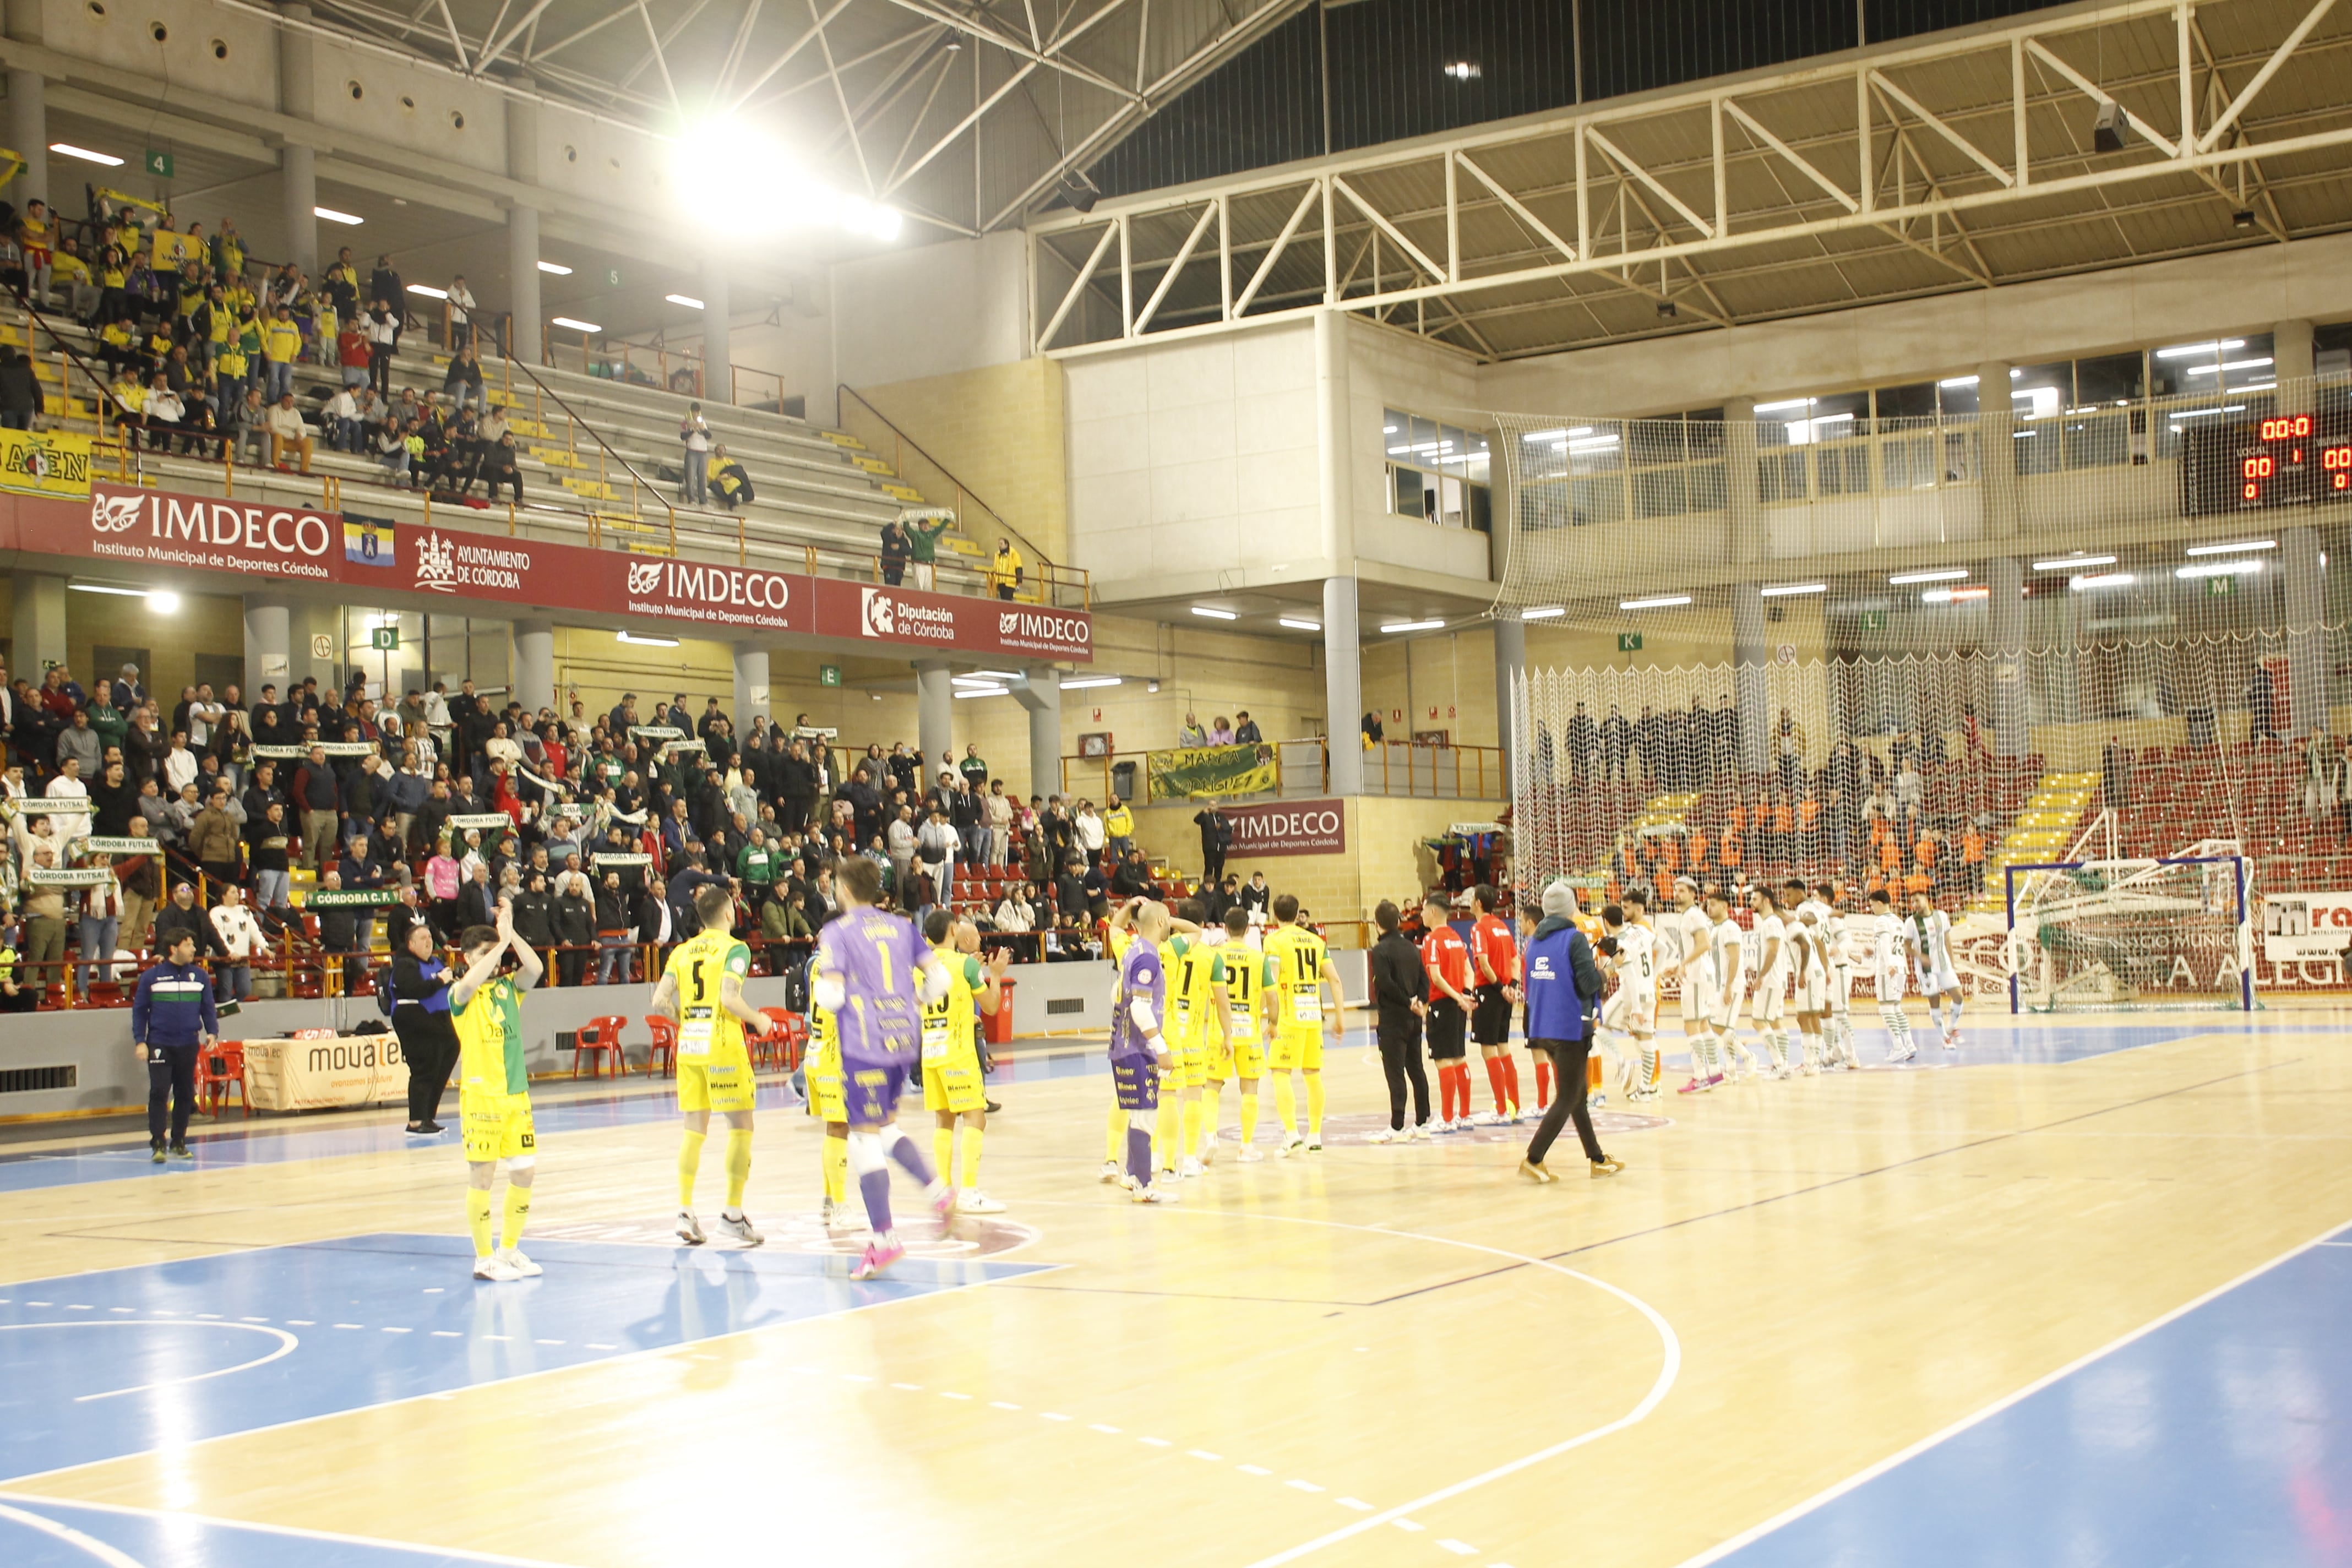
[2004,857,2253,1012]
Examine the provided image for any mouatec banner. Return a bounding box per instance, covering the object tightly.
[19,486,1088,655]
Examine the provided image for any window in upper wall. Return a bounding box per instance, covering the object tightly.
[1384,409,1491,531]
[1874,382,1938,423]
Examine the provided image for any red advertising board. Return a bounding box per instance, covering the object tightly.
[1224,798,1347,858]
[12,486,1089,656]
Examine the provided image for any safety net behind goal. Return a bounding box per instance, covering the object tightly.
[2005,857,2253,1012]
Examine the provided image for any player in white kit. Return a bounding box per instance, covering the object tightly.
[1905,890,1963,1050]
[1703,889,1750,1086]
[1594,897,1659,1103]
[1868,888,1917,1063]
[1745,887,1794,1079]
[1783,878,1828,1074]
[1813,880,1859,1069]
[1666,878,1723,1093]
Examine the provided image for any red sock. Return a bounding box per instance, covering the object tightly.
[1502,1055,1523,1110]
[1534,1057,1553,1110]
[1484,1055,1509,1113]
[1439,1065,1457,1121]
[1456,1063,1474,1117]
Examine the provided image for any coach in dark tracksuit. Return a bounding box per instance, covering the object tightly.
[390,921,460,1136]
[1520,882,1621,1183]
[132,930,219,1162]
[1369,900,1433,1137]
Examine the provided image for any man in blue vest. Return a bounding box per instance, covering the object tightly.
[131,929,220,1163]
[1518,881,1623,1183]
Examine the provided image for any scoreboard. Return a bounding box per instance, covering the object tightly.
[2181,410,2352,515]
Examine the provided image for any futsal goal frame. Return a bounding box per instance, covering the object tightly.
[2003,854,2255,1014]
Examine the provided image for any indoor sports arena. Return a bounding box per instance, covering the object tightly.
[3,0,2350,1562]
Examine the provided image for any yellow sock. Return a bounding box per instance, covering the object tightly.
[959,1125,983,1189]
[1274,1075,1297,1134]
[677,1129,706,1209]
[1240,1087,1260,1144]
[1105,1103,1128,1163]
[466,1188,494,1257]
[1154,1096,1178,1167]
[823,1133,848,1205]
[723,1129,752,1210]
[1200,1083,1223,1148]
[1180,1098,1200,1159]
[933,1125,955,1183]
[500,1183,531,1251]
[1306,1075,1326,1138]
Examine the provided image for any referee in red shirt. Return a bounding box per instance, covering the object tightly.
[1468,885,1523,1120]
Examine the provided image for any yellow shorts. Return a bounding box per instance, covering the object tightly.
[1267,1028,1325,1073]
[923,1052,987,1115]
[461,1091,536,1163]
[805,1047,846,1124]
[1164,1026,1209,1090]
[1223,1028,1266,1080]
[678,1046,755,1115]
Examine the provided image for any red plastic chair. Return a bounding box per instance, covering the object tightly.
[575,1014,629,1079]
[199,1042,248,1119]
[645,1015,678,1078]
[755,1007,808,1071]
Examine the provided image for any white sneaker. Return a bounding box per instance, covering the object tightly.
[955,1189,1006,1215]
[1198,1140,1217,1167]
[716,1211,764,1246]
[1590,1092,1609,1108]
[497,1246,542,1277]
[1158,1166,1179,1184]
[1133,1185,1182,1204]
[1304,1137,1324,1152]
[1468,1109,1499,1126]
[1099,1159,1123,1184]
[1277,1135,1306,1159]
[1238,1145,1266,1163]
[676,1209,706,1245]
[1367,1128,1396,1144]
[1406,1124,1430,1141]
[472,1253,521,1282]
[1178,1156,1203,1178]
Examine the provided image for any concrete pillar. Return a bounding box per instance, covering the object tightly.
[512,618,554,714]
[1732,585,1769,776]
[7,0,46,209]
[12,569,64,674]
[701,259,732,405]
[1323,576,1363,796]
[914,660,952,775]
[1013,665,1061,802]
[731,641,770,729]
[1986,556,2027,757]
[278,4,318,278]
[2277,318,2315,413]
[2283,528,2326,737]
[1977,360,2018,540]
[507,206,541,366]
[242,592,292,696]
[1493,614,1525,794]
[1722,398,1771,776]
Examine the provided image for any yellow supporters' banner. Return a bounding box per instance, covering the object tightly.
[95,187,168,220]
[1146,743,1280,802]
[151,230,204,269]
[0,148,24,190]
[0,428,91,497]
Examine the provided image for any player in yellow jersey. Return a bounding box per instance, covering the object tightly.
[803,1000,858,1231]
[1099,897,1200,1183]
[649,884,781,1247]
[449,901,545,1281]
[1206,906,1275,1162]
[923,912,1011,1213]
[1157,900,1221,1180]
[1261,894,1343,1156]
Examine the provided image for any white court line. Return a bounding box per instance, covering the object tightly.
[1022,1200,1682,1568]
[1665,1216,2352,1568]
[0,1321,298,1404]
[0,1492,576,1566]
[0,1498,146,1567]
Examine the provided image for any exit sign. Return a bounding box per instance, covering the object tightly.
[143,149,174,179]
[818,664,841,687]
[370,626,399,651]
[1616,632,1642,652]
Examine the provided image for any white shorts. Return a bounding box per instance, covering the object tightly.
[1798,965,1828,1014]
[1603,984,1657,1036]
[1702,984,1735,1033]
[1679,981,1706,1025]
[1918,964,1960,997]
[1751,969,1789,1025]
[1830,965,1853,1011]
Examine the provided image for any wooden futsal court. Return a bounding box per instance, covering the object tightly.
[3,1012,2348,1567]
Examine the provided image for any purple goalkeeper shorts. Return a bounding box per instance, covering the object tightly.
[841,1050,909,1127]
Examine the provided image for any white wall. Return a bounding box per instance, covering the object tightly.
[1345,319,1494,584]
[1480,229,2352,417]
[1063,319,1325,584]
[832,231,1030,391]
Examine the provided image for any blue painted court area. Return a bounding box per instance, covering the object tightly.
[0,1233,1048,1483]
[1711,1227,2352,1568]
[0,1494,561,1567]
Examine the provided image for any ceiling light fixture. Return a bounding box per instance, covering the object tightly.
[1758,583,1826,597]
[666,293,705,309]
[1519,606,1566,619]
[1889,568,1968,585]
[1921,585,1990,603]
[2070,571,2136,591]
[2155,339,2245,360]
[70,582,148,597]
[952,685,1008,699]
[1381,619,1446,633]
[552,316,602,333]
[1060,676,1123,690]
[2176,559,2264,579]
[2033,554,2117,570]
[616,630,679,647]
[2184,539,2276,556]
[407,284,449,300]
[1278,617,1322,631]
[49,143,123,166]
[536,260,573,275]
[1618,596,1691,611]
[314,206,363,225]
[1190,606,1238,620]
